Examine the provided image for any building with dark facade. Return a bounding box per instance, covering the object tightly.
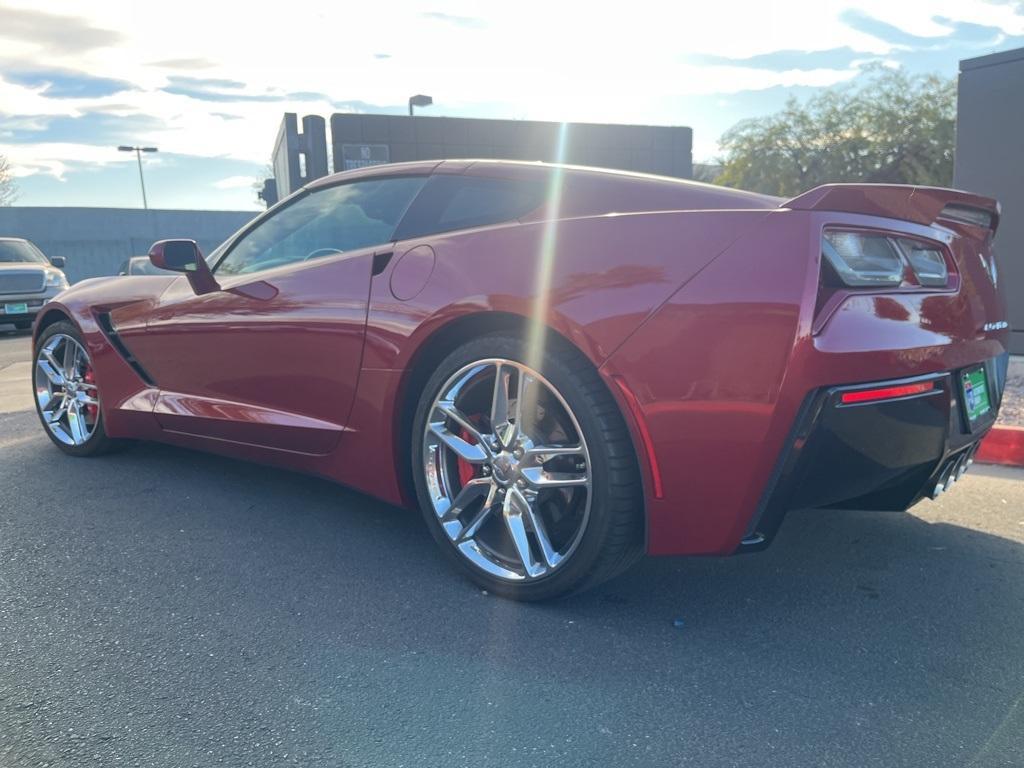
[955,47,1024,354]
[269,112,693,202]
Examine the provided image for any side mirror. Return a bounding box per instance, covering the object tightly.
[49,256,66,269]
[148,239,219,295]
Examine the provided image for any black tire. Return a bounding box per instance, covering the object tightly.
[411,333,645,600]
[33,320,122,457]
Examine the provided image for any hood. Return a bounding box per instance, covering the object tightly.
[51,272,177,315]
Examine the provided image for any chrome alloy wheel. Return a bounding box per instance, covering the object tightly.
[34,333,100,446]
[422,359,592,581]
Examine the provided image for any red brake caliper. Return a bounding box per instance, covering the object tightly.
[83,367,98,420]
[457,428,477,486]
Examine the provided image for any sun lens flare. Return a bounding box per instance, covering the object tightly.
[525,123,570,373]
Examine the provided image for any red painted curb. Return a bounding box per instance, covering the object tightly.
[976,425,1024,468]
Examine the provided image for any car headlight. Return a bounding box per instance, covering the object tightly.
[45,271,69,289]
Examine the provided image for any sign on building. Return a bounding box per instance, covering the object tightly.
[340,144,391,171]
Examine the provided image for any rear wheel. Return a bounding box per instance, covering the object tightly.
[33,321,120,456]
[412,334,644,600]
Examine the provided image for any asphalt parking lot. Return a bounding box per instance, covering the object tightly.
[1,326,1023,768]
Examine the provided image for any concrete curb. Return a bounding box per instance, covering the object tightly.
[977,425,1024,468]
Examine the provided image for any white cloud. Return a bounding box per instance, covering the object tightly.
[0,77,81,119]
[2,0,1021,191]
[213,175,255,190]
[852,0,1024,37]
[0,141,137,179]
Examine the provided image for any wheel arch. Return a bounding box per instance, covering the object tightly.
[32,306,74,342]
[390,310,648,523]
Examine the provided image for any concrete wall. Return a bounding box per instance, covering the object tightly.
[955,47,1024,355]
[0,207,256,284]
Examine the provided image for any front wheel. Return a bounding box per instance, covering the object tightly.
[33,321,121,456]
[411,334,644,600]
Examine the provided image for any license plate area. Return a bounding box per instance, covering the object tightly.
[959,365,994,432]
[3,302,29,315]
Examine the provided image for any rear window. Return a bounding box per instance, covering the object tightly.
[394,175,545,240]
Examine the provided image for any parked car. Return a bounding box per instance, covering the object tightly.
[28,160,1010,599]
[118,256,175,276]
[0,237,69,331]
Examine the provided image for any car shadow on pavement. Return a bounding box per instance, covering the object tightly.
[4,428,1023,766]
[44,436,1024,641]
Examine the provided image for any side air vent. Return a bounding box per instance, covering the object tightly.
[95,312,156,386]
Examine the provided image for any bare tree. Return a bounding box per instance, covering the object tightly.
[0,155,17,206]
[253,162,274,206]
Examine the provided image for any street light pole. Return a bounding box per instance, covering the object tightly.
[408,94,433,116]
[133,148,148,209]
[117,145,158,209]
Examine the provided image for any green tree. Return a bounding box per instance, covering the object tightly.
[715,67,957,196]
[0,154,17,206]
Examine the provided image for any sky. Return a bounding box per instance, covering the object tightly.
[1,0,1023,211]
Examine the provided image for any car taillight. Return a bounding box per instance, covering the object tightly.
[895,238,948,287]
[839,380,936,404]
[983,245,999,287]
[823,231,904,287]
[822,230,950,289]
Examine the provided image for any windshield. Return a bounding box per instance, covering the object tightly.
[0,240,47,265]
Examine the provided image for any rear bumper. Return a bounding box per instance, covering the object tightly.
[736,353,1009,552]
[601,205,1009,557]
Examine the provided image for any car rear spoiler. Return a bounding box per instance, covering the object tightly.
[782,184,1000,234]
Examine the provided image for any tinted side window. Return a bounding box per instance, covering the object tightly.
[394,175,545,240]
[216,176,425,276]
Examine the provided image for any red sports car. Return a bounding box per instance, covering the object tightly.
[31,160,1010,600]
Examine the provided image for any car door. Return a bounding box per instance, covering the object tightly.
[119,175,428,453]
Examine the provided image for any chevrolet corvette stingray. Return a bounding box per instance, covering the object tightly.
[31,160,1010,599]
